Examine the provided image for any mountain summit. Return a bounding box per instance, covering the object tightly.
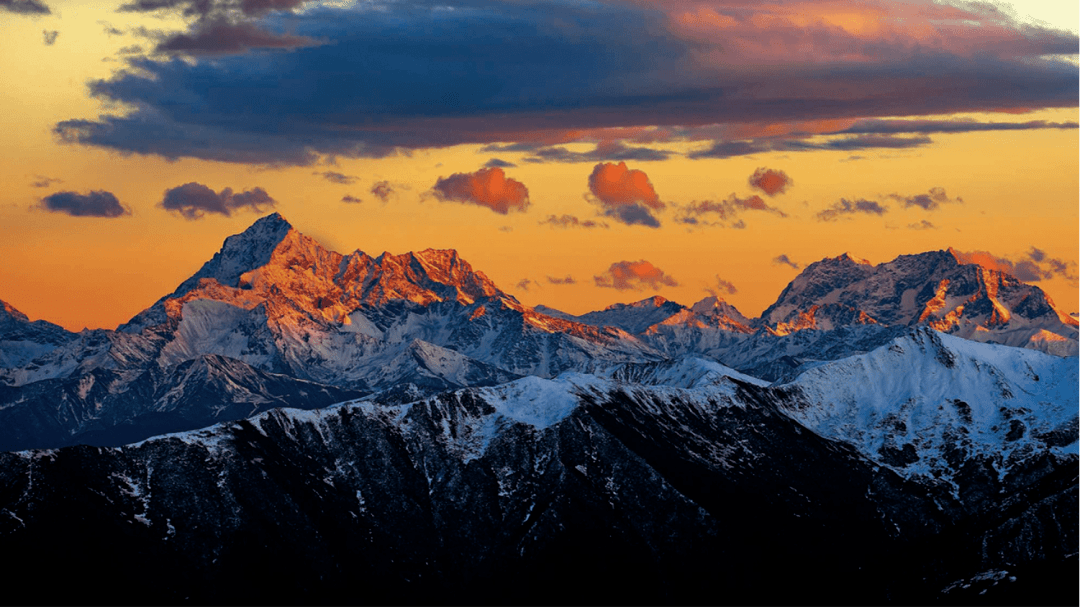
[759,248,1077,352]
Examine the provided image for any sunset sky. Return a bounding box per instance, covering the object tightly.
[1,0,1077,332]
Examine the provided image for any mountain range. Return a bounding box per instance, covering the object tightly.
[0,213,1075,604]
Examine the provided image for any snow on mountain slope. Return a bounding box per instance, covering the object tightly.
[0,300,76,370]
[605,356,768,390]
[777,328,1079,487]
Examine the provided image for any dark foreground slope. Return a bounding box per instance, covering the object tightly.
[1,373,1074,605]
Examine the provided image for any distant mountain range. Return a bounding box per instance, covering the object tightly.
[0,213,1075,605]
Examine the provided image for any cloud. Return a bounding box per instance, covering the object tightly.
[30,176,62,188]
[0,0,50,14]
[953,248,1078,285]
[341,195,362,204]
[515,278,538,292]
[690,135,933,159]
[815,198,889,222]
[539,214,608,229]
[50,0,1080,165]
[118,0,307,18]
[42,30,58,45]
[546,275,576,285]
[525,142,673,164]
[675,194,786,227]
[748,168,791,196]
[156,20,321,55]
[706,275,738,296]
[841,118,1079,135]
[160,181,276,219]
[37,191,131,218]
[370,181,395,203]
[908,220,936,230]
[890,187,962,211]
[316,171,356,185]
[484,158,516,168]
[588,162,663,228]
[432,167,529,214]
[772,254,800,270]
[594,260,678,291]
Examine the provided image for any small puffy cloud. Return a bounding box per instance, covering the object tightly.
[890,187,962,211]
[0,0,50,14]
[706,275,738,297]
[539,214,609,229]
[547,275,576,285]
[370,181,395,203]
[748,168,791,196]
[156,20,321,55]
[953,248,1078,285]
[160,182,276,220]
[594,260,678,291]
[773,254,800,270]
[37,190,130,218]
[908,220,936,230]
[587,162,663,228]
[484,158,516,168]
[316,171,356,185]
[815,198,888,222]
[432,167,530,214]
[42,30,58,45]
[675,194,786,227]
[515,278,539,292]
[341,195,362,204]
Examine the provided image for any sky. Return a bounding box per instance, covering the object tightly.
[1,0,1077,332]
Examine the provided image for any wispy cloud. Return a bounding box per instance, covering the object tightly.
[889,187,962,211]
[538,215,608,229]
[772,254,800,270]
[547,275,576,285]
[675,194,786,227]
[815,198,889,222]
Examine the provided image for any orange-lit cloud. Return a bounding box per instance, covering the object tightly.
[594,260,678,291]
[953,248,1079,285]
[748,168,792,196]
[515,278,539,292]
[908,220,936,230]
[341,195,362,204]
[432,167,530,214]
[587,162,664,227]
[547,275,576,285]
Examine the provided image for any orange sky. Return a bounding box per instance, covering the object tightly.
[1,0,1077,331]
